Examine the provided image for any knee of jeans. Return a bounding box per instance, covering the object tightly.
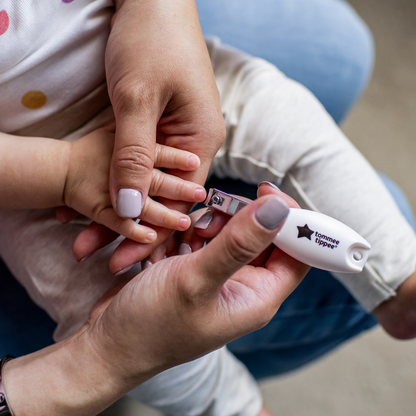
[321,1,375,122]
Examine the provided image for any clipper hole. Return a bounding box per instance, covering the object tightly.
[353,251,363,261]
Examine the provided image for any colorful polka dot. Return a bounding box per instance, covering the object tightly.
[21,91,47,109]
[0,10,9,36]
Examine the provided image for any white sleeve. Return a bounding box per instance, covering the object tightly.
[128,347,262,416]
[206,37,416,311]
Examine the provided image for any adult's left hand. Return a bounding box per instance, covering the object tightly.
[107,0,224,220]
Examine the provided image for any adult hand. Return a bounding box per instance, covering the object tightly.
[107,0,224,218]
[87,186,309,387]
[3,186,309,416]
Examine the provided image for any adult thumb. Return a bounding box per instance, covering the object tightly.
[192,195,290,292]
[110,109,159,218]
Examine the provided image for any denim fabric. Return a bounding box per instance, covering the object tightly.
[196,0,374,123]
[0,259,56,357]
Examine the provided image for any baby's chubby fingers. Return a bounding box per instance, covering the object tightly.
[154,144,200,171]
[150,169,206,202]
[140,197,191,232]
[97,208,157,243]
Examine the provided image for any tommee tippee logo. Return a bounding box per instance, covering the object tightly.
[297,224,340,250]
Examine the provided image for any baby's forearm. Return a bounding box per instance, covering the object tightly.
[0,132,70,209]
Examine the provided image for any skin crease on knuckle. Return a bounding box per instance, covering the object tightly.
[140,198,178,228]
[90,199,110,224]
[113,143,154,178]
[109,75,162,117]
[222,225,262,269]
[150,170,165,196]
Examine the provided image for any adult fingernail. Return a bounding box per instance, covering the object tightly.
[117,189,142,218]
[255,198,289,230]
[80,254,91,263]
[115,265,134,276]
[258,181,281,191]
[194,209,215,229]
[142,260,153,270]
[179,243,192,255]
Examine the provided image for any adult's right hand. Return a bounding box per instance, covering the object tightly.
[86,187,309,388]
[3,187,309,416]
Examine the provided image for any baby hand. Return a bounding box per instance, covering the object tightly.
[64,124,206,244]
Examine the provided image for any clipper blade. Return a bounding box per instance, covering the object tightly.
[204,189,249,215]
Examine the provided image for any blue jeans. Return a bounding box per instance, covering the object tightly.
[196,0,374,123]
[0,0,386,378]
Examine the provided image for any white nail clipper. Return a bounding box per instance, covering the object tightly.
[204,189,371,274]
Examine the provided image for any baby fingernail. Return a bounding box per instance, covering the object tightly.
[146,231,157,242]
[187,155,200,168]
[258,181,281,191]
[178,217,190,230]
[255,198,289,230]
[194,209,215,229]
[179,243,192,255]
[115,265,134,276]
[194,188,206,201]
[117,189,142,218]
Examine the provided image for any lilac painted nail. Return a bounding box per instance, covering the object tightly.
[194,209,215,229]
[117,188,142,218]
[179,243,192,255]
[115,265,134,276]
[255,198,289,230]
[80,254,91,263]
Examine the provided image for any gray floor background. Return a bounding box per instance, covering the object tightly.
[102,0,416,414]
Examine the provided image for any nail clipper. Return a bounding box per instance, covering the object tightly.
[204,188,371,274]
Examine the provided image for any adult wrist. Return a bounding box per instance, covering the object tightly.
[84,308,164,389]
[2,329,132,416]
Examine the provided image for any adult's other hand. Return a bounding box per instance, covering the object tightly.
[4,188,309,416]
